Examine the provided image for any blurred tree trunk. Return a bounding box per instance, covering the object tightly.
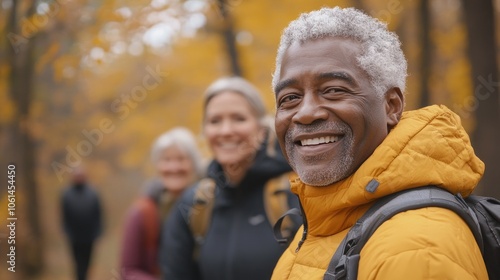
[7,0,43,275]
[463,0,500,198]
[419,0,430,107]
[352,0,366,11]
[216,0,243,76]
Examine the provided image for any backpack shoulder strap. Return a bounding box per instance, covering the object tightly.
[189,172,295,258]
[324,186,483,280]
[188,178,216,259]
[465,195,500,279]
[264,172,295,239]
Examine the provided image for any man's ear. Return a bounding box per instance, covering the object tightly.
[385,87,404,130]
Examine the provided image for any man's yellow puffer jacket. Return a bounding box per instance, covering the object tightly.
[272,105,488,280]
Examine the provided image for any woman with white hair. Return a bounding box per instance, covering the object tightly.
[120,127,204,280]
[159,77,300,280]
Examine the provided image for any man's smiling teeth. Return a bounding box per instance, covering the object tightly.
[300,136,339,146]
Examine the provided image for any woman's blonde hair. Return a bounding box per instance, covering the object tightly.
[203,76,268,126]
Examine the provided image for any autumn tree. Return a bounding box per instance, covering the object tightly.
[5,0,43,276]
[419,0,430,108]
[463,0,500,198]
[215,0,242,76]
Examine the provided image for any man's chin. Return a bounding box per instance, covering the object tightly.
[296,172,329,187]
[295,169,347,187]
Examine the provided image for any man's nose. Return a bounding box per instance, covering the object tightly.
[291,93,328,124]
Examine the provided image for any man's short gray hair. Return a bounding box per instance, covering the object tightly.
[272,7,407,97]
[151,127,204,178]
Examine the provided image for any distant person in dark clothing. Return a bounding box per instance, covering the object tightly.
[61,167,103,280]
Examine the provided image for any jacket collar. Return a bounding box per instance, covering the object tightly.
[291,105,485,236]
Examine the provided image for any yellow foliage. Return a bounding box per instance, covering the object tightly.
[0,66,16,124]
[85,159,113,185]
[362,0,405,28]
[428,3,472,131]
[446,57,473,103]
[36,43,60,74]
[29,102,46,140]
[0,196,8,226]
[445,57,474,131]
[53,54,79,82]
[432,24,467,58]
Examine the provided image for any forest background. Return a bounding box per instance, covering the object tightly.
[0,0,499,279]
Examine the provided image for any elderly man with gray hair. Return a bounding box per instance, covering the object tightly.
[271,7,487,280]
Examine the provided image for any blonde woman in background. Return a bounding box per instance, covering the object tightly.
[160,77,300,280]
[120,127,204,280]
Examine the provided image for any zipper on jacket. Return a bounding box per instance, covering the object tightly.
[295,194,308,253]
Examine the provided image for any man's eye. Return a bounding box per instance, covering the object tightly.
[279,94,300,105]
[324,87,348,94]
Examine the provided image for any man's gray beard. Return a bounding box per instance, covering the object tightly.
[285,121,355,186]
[294,150,354,186]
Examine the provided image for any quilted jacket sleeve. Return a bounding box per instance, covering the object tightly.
[358,207,488,280]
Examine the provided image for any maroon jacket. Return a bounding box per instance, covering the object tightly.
[120,180,164,280]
